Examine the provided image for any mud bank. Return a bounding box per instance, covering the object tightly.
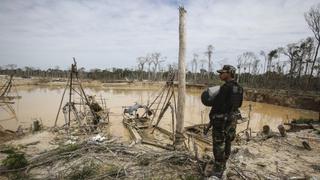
[185,83,319,112]
[244,88,320,112]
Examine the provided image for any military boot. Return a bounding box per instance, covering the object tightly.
[211,161,225,178]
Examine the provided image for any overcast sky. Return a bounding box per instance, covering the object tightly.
[0,0,318,71]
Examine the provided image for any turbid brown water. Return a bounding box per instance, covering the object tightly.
[0,86,318,142]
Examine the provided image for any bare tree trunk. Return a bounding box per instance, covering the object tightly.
[308,42,320,82]
[297,59,303,81]
[304,61,309,75]
[194,62,198,82]
[175,6,186,147]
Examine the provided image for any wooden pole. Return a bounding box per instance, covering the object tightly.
[175,6,186,147]
[68,63,73,127]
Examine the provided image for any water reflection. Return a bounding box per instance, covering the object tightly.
[0,86,318,140]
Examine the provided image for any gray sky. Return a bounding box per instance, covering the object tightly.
[0,0,318,71]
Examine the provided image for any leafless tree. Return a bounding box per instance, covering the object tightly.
[315,57,320,77]
[151,52,165,80]
[296,38,314,79]
[190,53,199,81]
[137,56,148,80]
[252,58,260,75]
[205,45,214,74]
[305,3,320,82]
[198,59,207,80]
[260,51,267,73]
[146,54,153,80]
[278,44,300,77]
[199,59,207,70]
[267,49,279,72]
[237,52,259,84]
[238,52,258,74]
[6,64,17,70]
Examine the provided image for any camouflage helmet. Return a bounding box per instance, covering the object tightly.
[217,65,236,75]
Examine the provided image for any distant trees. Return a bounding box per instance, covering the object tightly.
[277,37,316,87]
[135,52,166,81]
[305,3,320,83]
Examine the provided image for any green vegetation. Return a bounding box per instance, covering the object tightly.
[0,146,17,154]
[292,118,318,124]
[2,150,28,169]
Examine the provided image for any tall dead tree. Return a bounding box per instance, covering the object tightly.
[267,49,278,72]
[260,51,267,74]
[151,53,165,81]
[305,4,320,83]
[137,57,147,81]
[191,53,199,81]
[175,6,186,147]
[279,44,300,77]
[236,56,242,83]
[146,54,153,81]
[205,45,213,78]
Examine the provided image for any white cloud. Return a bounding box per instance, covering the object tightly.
[0,0,318,70]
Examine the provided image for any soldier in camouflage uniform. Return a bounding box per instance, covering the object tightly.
[204,65,243,178]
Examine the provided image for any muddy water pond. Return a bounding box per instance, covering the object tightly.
[0,86,318,142]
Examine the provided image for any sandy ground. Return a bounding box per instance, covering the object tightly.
[0,126,319,179]
[225,129,320,179]
[0,75,166,91]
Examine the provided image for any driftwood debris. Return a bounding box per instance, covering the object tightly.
[185,124,212,145]
[0,139,201,179]
[285,123,313,131]
[122,71,178,150]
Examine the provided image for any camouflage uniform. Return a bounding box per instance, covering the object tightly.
[208,69,243,177]
[211,112,237,173]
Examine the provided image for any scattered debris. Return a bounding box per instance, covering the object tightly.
[302,141,312,150]
[123,72,178,150]
[91,134,106,143]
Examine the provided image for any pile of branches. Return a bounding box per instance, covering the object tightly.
[1,138,202,179]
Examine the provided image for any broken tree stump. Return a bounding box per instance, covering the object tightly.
[32,120,41,132]
[278,125,286,137]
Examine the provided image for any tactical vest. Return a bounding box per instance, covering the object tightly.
[229,81,243,111]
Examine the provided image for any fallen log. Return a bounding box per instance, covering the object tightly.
[297,136,320,142]
[126,125,142,144]
[141,139,174,151]
[284,123,313,131]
